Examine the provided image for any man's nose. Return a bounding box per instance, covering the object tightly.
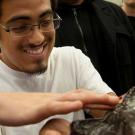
[28,28,45,45]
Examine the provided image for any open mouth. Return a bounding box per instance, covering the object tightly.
[23,43,47,55]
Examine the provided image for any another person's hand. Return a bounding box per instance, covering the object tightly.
[84,92,119,118]
[0,90,119,126]
[39,92,120,135]
[0,92,81,126]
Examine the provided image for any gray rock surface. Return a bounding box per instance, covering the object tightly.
[71,87,135,135]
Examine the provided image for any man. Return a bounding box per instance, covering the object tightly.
[122,0,135,33]
[0,0,119,134]
[56,0,135,96]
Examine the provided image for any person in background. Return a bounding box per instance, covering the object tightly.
[56,0,135,96]
[122,0,135,33]
[0,0,119,134]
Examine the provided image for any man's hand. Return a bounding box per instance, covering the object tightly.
[39,118,70,135]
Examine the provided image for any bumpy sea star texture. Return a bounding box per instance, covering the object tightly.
[71,87,135,135]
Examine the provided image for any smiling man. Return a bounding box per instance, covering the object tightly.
[0,0,120,135]
[0,0,55,74]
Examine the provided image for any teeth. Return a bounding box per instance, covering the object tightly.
[24,46,44,55]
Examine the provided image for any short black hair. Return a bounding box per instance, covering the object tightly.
[0,0,2,17]
[51,0,57,11]
[0,0,57,17]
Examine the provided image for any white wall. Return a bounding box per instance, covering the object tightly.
[105,0,122,5]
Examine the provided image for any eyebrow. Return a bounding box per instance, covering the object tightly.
[39,10,53,18]
[6,10,53,24]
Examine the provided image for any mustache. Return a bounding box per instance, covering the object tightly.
[30,40,47,47]
[22,40,47,48]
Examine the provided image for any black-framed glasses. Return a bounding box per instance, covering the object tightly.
[0,13,62,37]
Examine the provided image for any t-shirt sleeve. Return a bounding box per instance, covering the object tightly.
[72,48,113,94]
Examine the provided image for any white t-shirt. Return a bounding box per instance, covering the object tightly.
[0,47,112,135]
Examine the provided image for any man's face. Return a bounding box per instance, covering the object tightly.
[123,0,135,7]
[60,0,84,5]
[0,0,55,74]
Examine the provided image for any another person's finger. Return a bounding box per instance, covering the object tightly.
[61,89,119,106]
[45,100,83,116]
[84,104,115,110]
